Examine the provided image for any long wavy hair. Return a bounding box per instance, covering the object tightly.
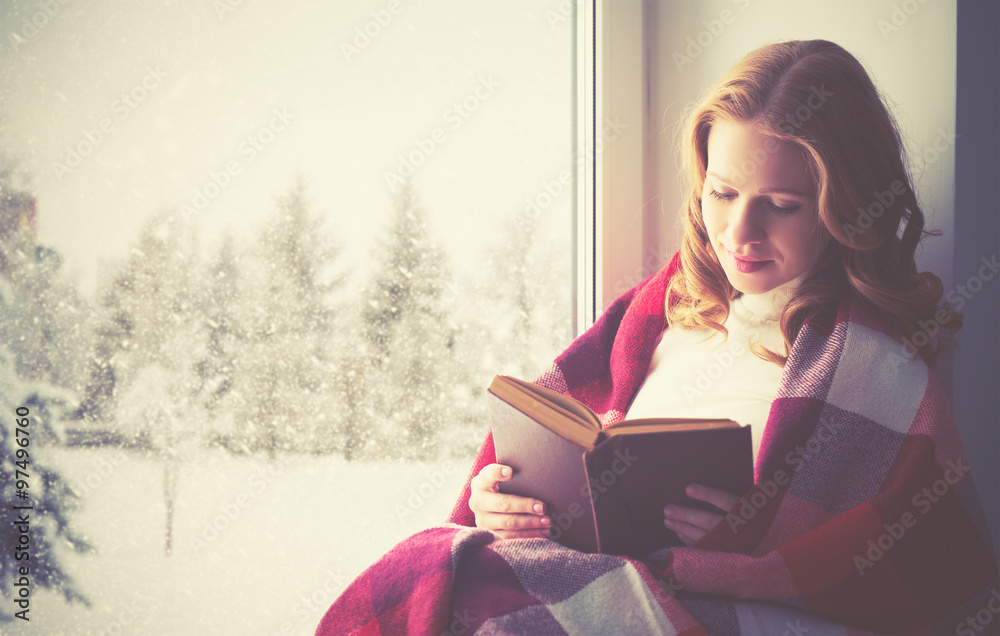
[665,39,960,369]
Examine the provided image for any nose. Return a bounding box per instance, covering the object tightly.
[724,199,766,248]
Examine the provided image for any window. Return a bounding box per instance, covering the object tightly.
[0,1,579,631]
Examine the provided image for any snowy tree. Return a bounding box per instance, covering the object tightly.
[0,196,90,415]
[76,266,132,432]
[0,340,92,621]
[99,212,203,450]
[330,303,374,461]
[86,212,206,554]
[226,180,345,458]
[191,231,242,439]
[0,184,90,620]
[483,214,572,381]
[358,183,464,461]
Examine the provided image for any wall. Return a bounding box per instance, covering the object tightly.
[630,0,996,551]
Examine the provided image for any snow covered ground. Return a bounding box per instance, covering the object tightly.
[8,447,470,635]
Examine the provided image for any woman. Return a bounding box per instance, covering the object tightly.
[318,39,997,635]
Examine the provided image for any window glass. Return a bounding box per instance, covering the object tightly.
[0,1,574,632]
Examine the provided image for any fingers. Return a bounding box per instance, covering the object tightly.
[471,463,514,494]
[475,488,546,515]
[663,511,713,544]
[663,504,722,532]
[470,464,551,537]
[662,485,739,545]
[683,483,739,513]
[470,465,545,511]
[480,510,552,539]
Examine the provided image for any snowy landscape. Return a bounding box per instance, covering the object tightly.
[5,448,469,635]
[0,1,574,633]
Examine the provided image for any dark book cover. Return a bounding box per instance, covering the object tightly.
[585,428,753,557]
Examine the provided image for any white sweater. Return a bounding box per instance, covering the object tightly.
[623,273,805,466]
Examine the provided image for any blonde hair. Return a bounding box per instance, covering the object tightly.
[666,39,960,369]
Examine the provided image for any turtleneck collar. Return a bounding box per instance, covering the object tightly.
[733,271,807,322]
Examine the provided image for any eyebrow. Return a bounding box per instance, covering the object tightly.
[706,171,808,197]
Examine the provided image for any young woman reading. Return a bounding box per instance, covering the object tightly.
[318,39,998,636]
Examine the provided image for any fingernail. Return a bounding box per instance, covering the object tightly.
[686,485,697,495]
[540,516,551,526]
[501,467,511,477]
[664,506,676,516]
[541,528,551,536]
[533,503,543,514]
[664,518,675,528]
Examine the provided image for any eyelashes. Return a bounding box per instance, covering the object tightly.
[707,188,800,215]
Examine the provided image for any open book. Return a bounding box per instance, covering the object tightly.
[487,375,754,558]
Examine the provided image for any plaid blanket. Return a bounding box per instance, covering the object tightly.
[317,250,999,635]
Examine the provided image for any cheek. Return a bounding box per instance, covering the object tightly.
[780,217,824,262]
[700,198,722,238]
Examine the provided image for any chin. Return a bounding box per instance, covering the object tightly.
[723,268,781,295]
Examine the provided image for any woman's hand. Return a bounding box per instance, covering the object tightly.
[662,483,739,546]
[469,463,552,539]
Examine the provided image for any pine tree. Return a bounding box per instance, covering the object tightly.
[76,267,132,434]
[106,212,201,451]
[229,180,345,458]
[484,210,572,380]
[0,185,90,620]
[359,183,461,461]
[0,204,90,419]
[192,231,242,442]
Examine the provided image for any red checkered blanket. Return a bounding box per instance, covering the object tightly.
[317,250,998,635]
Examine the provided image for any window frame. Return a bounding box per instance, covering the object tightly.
[575,0,653,334]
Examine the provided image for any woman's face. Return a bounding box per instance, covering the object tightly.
[701,119,828,295]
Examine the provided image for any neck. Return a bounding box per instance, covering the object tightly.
[735,272,807,322]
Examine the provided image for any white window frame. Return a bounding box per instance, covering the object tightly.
[575,0,653,334]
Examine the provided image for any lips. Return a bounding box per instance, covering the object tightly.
[725,248,771,273]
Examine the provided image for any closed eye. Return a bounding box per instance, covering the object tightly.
[708,189,800,214]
